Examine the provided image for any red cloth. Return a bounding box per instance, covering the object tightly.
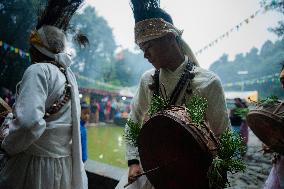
[240,120,248,145]
[105,100,111,113]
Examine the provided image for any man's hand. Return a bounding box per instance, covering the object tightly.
[128,164,142,183]
[262,143,272,154]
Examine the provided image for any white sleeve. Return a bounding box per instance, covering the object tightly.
[1,64,48,155]
[125,77,149,161]
[202,76,230,137]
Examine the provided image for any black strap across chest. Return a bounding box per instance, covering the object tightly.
[152,59,195,105]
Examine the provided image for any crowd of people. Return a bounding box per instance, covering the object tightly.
[88,96,131,124]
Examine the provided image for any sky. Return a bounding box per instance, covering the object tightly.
[85,0,283,69]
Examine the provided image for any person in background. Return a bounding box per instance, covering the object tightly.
[105,98,112,122]
[111,98,117,121]
[90,100,98,123]
[0,0,88,187]
[280,64,284,88]
[80,102,90,163]
[238,98,249,152]
[95,100,100,123]
[99,99,105,122]
[229,98,244,135]
[231,98,248,152]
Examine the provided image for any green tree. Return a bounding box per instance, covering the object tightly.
[70,6,117,83]
[0,0,43,92]
[262,0,284,38]
[114,49,151,86]
[209,39,284,98]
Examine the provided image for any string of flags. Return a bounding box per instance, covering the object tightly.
[194,4,272,56]
[222,73,280,88]
[0,40,31,61]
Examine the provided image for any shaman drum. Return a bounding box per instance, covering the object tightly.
[138,106,219,189]
[247,100,284,154]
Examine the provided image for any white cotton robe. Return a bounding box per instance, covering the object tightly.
[0,53,87,189]
[116,56,230,189]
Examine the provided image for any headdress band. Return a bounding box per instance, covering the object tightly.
[135,18,183,45]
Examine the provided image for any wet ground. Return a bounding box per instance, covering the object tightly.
[227,130,272,189]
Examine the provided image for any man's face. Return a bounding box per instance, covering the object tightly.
[139,34,174,69]
[280,68,284,89]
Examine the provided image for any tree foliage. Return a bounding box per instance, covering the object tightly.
[209,39,284,98]
[0,2,153,91]
[70,6,117,83]
[0,0,43,92]
[113,49,152,86]
[262,0,284,38]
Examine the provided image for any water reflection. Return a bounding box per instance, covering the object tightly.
[87,123,127,168]
[118,136,123,147]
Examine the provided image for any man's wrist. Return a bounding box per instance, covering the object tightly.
[128,159,140,167]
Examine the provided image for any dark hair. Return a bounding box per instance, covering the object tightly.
[281,61,284,71]
[234,98,247,108]
[81,101,89,110]
[29,45,54,63]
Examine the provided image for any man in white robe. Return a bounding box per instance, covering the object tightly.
[116,1,229,189]
[0,25,87,189]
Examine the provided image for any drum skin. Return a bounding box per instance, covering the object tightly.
[138,107,219,189]
[247,102,284,155]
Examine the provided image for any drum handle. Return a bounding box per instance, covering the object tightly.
[123,158,178,188]
[123,166,160,188]
[273,102,284,114]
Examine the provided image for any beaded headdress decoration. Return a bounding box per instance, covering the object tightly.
[135,18,183,45]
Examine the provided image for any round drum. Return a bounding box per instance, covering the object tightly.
[247,100,284,154]
[138,106,219,189]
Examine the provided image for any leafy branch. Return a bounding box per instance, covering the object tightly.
[208,129,246,188]
[148,94,170,117]
[124,119,141,147]
[186,96,208,125]
[259,95,279,106]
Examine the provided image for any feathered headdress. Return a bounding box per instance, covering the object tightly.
[130,0,199,66]
[36,0,84,31]
[130,0,173,23]
[29,0,88,59]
